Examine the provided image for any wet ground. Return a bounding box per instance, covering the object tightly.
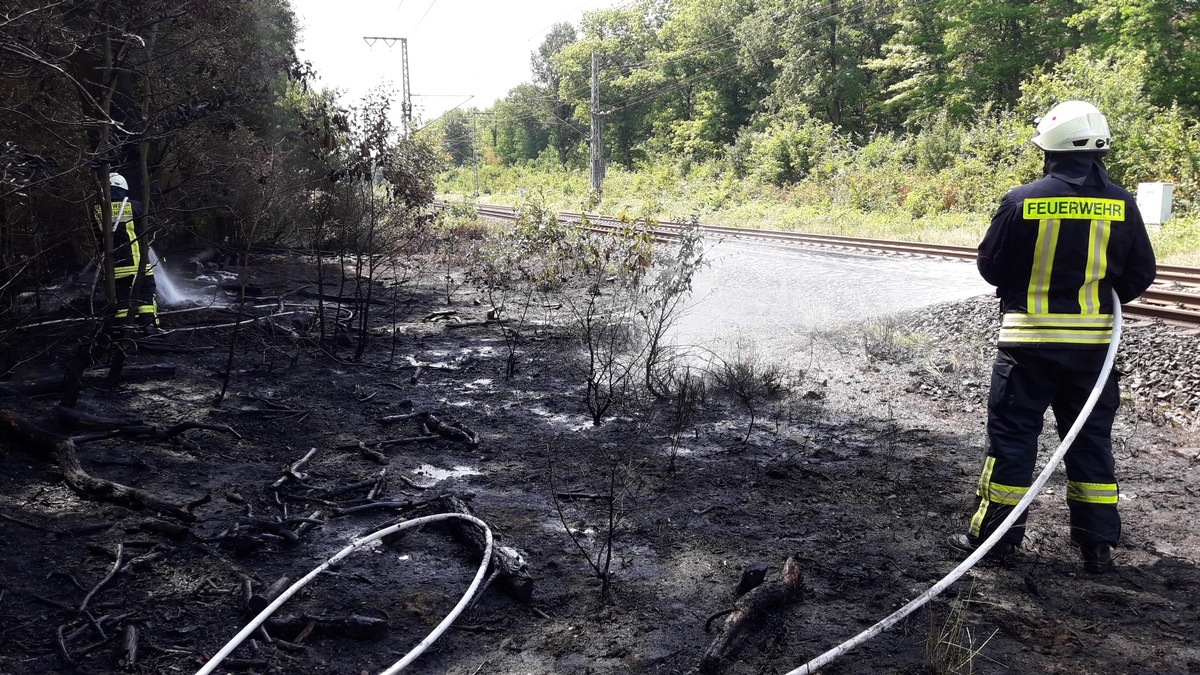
[1,249,1198,675]
[677,239,992,359]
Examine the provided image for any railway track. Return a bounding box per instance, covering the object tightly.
[463,203,1200,325]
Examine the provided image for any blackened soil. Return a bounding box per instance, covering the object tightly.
[1,254,1198,675]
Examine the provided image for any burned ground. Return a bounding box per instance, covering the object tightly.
[1,252,1198,675]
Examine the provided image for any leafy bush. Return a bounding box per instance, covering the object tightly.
[744,113,844,187]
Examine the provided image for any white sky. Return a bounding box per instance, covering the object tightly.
[288,0,618,129]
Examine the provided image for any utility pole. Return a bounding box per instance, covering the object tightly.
[469,111,494,197]
[363,36,413,135]
[589,51,605,201]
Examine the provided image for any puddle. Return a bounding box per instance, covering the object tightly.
[527,406,593,431]
[412,463,482,485]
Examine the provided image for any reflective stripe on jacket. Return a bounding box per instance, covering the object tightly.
[978,176,1156,348]
[95,200,153,280]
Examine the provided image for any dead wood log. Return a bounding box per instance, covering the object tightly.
[323,471,387,499]
[61,411,242,444]
[237,518,300,545]
[735,562,770,597]
[131,518,190,540]
[377,411,424,424]
[699,556,806,674]
[293,511,324,537]
[443,320,493,329]
[380,435,439,448]
[330,499,430,517]
[423,414,478,446]
[265,614,388,640]
[79,543,125,613]
[555,492,613,502]
[246,576,292,615]
[0,409,199,522]
[57,407,144,430]
[272,447,319,487]
[120,624,138,671]
[0,364,176,398]
[435,495,533,603]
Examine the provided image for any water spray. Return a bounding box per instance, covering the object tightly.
[784,290,1124,674]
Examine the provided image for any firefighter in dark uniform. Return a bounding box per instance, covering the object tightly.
[96,172,159,330]
[949,101,1157,573]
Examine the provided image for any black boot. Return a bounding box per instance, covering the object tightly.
[1080,543,1113,574]
[947,534,1017,567]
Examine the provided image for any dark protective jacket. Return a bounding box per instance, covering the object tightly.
[977,153,1157,348]
[94,187,152,280]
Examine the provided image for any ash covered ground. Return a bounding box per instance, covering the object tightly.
[1,252,1198,675]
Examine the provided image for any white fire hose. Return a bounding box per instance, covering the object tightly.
[195,513,493,675]
[786,290,1123,674]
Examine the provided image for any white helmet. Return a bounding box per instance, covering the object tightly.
[109,172,128,191]
[1031,101,1112,153]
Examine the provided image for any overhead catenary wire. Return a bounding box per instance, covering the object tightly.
[783,289,1125,674]
[408,0,439,34]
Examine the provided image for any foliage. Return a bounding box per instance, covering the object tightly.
[739,111,845,187]
[442,0,1200,229]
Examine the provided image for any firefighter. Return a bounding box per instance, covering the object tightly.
[949,101,1157,573]
[96,172,160,331]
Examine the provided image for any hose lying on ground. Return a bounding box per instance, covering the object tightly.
[194,512,494,675]
[784,290,1124,675]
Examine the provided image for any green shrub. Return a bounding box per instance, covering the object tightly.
[745,112,844,187]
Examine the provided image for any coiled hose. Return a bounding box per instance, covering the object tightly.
[195,513,494,675]
[785,290,1123,675]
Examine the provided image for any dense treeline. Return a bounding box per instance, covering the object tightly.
[434,0,1200,219]
[1,0,440,334]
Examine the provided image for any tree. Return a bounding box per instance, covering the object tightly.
[532,22,582,167]
[438,109,474,167]
[493,85,552,164]
[741,0,893,132]
[1071,0,1200,114]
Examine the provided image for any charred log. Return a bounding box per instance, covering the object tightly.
[699,556,806,674]
[0,409,199,522]
[434,495,533,603]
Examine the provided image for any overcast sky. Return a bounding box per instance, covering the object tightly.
[288,0,617,129]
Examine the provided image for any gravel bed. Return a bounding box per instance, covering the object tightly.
[902,294,1200,428]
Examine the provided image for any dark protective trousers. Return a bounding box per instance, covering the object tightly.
[968,347,1121,547]
[114,273,158,326]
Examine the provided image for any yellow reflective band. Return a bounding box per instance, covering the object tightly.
[1022,198,1126,222]
[970,457,996,538]
[125,220,141,269]
[1027,219,1060,314]
[1079,219,1111,313]
[1003,313,1114,328]
[1067,481,1118,505]
[986,482,1029,506]
[998,328,1113,344]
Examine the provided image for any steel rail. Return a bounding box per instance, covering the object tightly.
[459,202,1200,323]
